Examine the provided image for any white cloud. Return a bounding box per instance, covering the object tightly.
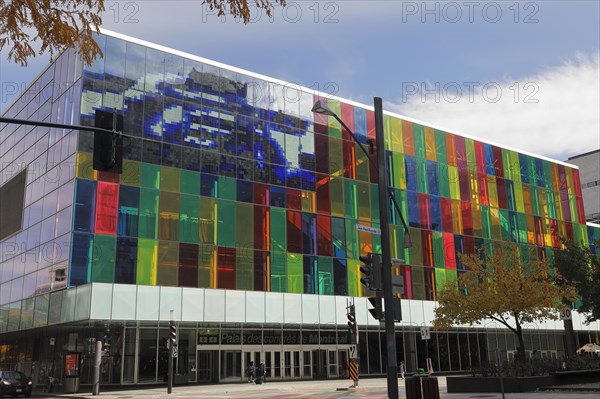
[389,53,600,161]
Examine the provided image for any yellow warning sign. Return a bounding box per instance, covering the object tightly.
[349,361,359,381]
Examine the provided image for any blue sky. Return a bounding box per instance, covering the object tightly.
[1,1,599,160]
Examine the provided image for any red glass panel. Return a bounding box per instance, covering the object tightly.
[492,146,504,177]
[458,164,470,202]
[443,233,456,269]
[97,171,120,183]
[445,134,457,166]
[440,197,453,233]
[402,265,413,299]
[343,140,356,179]
[179,243,198,287]
[254,183,270,206]
[464,236,475,255]
[287,210,302,254]
[477,172,489,206]
[254,250,268,291]
[313,95,328,126]
[95,182,119,234]
[402,120,415,156]
[461,201,473,236]
[558,165,567,191]
[286,188,302,210]
[217,246,236,289]
[254,206,269,250]
[576,196,586,224]
[560,190,571,222]
[367,110,376,141]
[572,169,583,197]
[549,219,560,248]
[315,134,330,174]
[455,136,466,164]
[565,222,574,242]
[340,103,355,142]
[418,193,431,230]
[534,216,544,247]
[316,215,332,256]
[316,174,331,214]
[422,230,433,267]
[496,177,507,209]
[474,141,486,174]
[314,122,327,135]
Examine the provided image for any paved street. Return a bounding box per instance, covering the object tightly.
[34,377,599,399]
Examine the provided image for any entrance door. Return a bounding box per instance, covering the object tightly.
[197,350,218,383]
[312,349,327,379]
[220,350,241,382]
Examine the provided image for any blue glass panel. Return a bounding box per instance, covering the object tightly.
[73,179,97,233]
[270,186,286,208]
[182,102,203,147]
[354,107,368,142]
[115,237,137,284]
[454,234,465,270]
[509,211,518,242]
[236,180,253,203]
[302,212,316,255]
[430,195,442,232]
[269,164,285,186]
[407,190,420,228]
[303,256,317,294]
[426,160,439,196]
[143,93,163,140]
[200,173,218,197]
[518,153,529,184]
[163,97,182,144]
[333,258,348,296]
[331,217,346,258]
[118,185,140,237]
[405,155,417,192]
[505,180,515,211]
[535,158,545,187]
[484,144,495,175]
[301,170,316,191]
[69,233,93,286]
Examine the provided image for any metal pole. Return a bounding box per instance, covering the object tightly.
[374,97,399,399]
[168,343,173,394]
[92,339,102,395]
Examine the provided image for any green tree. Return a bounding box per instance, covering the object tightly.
[1,0,286,66]
[552,239,600,324]
[433,244,577,361]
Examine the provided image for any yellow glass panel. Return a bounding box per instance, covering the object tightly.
[554,191,563,220]
[161,166,181,192]
[121,160,141,186]
[487,175,498,208]
[469,170,479,204]
[301,191,316,212]
[390,117,403,153]
[490,207,502,240]
[510,151,521,183]
[199,198,217,244]
[514,182,525,213]
[76,152,95,180]
[472,203,482,237]
[448,166,460,200]
[526,214,536,244]
[425,126,436,161]
[566,168,574,195]
[451,200,463,234]
[523,185,532,215]
[539,188,548,218]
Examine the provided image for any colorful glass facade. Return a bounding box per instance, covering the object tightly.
[65,32,595,303]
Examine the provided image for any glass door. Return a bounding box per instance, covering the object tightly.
[302,351,312,378]
[220,350,241,382]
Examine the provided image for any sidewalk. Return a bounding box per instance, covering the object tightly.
[35,377,600,399]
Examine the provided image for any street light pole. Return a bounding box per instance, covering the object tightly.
[374,97,399,399]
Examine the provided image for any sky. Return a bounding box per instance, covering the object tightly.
[1,0,599,161]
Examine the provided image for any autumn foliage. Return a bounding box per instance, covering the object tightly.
[434,243,577,360]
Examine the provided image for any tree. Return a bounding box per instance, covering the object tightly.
[433,243,577,361]
[552,239,600,324]
[0,0,286,66]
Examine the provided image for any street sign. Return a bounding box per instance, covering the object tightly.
[349,345,358,360]
[172,345,178,358]
[356,224,381,235]
[50,338,55,346]
[559,308,572,320]
[420,327,430,340]
[349,360,359,382]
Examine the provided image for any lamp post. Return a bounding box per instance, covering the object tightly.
[312,98,410,399]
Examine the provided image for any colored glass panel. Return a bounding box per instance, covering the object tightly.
[236,247,253,291]
[115,237,137,284]
[157,241,179,286]
[179,243,198,287]
[199,197,217,244]
[137,238,157,285]
[141,163,160,189]
[74,179,97,233]
[159,191,179,241]
[199,244,216,288]
[95,182,119,234]
[217,246,236,289]
[180,194,199,243]
[118,185,139,237]
[217,200,236,247]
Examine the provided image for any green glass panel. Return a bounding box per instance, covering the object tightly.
[141,163,160,189]
[392,153,405,190]
[413,124,426,160]
[406,228,423,266]
[356,142,370,182]
[438,164,450,198]
[91,234,115,283]
[287,253,303,293]
[329,137,343,176]
[138,188,159,239]
[198,244,215,288]
[122,160,141,186]
[137,238,157,285]
[347,259,360,297]
[217,200,236,247]
[180,194,199,243]
[331,217,346,258]
[416,158,428,194]
[157,241,179,286]
[199,198,217,245]
[270,208,287,253]
[511,151,521,183]
[370,184,380,224]
[528,157,537,185]
[531,186,540,216]
[435,268,447,294]
[543,161,553,189]
[159,191,179,241]
[433,231,445,268]
[411,266,425,300]
[236,248,254,291]
[502,149,512,181]
[357,181,371,221]
[218,176,236,200]
[391,226,403,260]
[546,190,557,219]
[329,175,345,217]
[384,115,392,151]
[317,257,334,295]
[344,179,358,219]
[465,138,476,172]
[345,219,359,260]
[434,130,447,164]
[445,269,457,289]
[569,194,579,224]
[161,166,181,192]
[448,166,460,200]
[514,182,525,213]
[270,250,287,292]
[181,170,200,195]
[481,205,492,239]
[236,203,254,250]
[500,209,511,242]
[327,101,342,139]
[517,213,527,243]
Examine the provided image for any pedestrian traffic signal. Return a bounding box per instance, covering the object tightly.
[347,305,357,344]
[169,320,177,342]
[368,297,384,321]
[359,253,383,291]
[93,109,123,173]
[103,335,111,354]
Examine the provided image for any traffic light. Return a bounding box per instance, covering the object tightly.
[368,297,384,321]
[169,320,177,343]
[93,109,123,173]
[359,253,383,291]
[162,337,170,350]
[347,305,357,344]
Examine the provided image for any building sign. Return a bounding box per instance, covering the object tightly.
[357,224,381,235]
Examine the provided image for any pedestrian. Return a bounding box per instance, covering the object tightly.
[256,362,266,384]
[245,361,255,383]
[399,361,406,380]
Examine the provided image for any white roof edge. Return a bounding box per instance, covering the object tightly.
[51,28,568,170]
[587,222,600,228]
